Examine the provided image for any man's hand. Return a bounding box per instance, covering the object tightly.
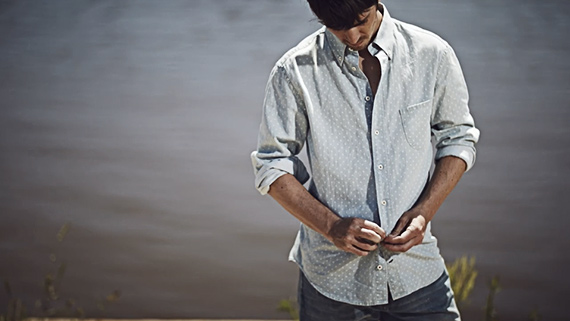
[382,208,427,252]
[328,218,386,256]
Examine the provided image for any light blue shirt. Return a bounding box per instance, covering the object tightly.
[251,5,479,305]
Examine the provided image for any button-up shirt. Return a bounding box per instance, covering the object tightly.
[250,5,479,305]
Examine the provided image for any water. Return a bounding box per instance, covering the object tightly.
[0,0,569,319]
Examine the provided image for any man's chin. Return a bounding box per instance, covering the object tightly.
[348,42,367,51]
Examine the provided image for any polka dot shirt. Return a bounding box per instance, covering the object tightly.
[251,5,479,305]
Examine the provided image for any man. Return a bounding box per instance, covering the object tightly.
[251,0,479,320]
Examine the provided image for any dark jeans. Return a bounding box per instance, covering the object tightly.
[298,270,461,321]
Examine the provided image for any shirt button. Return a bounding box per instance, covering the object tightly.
[374,130,380,135]
[377,164,384,170]
[381,200,387,206]
[351,66,356,71]
[376,265,383,271]
[365,96,371,101]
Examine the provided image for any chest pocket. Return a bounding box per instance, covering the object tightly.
[398,99,432,149]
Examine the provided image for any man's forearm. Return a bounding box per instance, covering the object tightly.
[414,155,467,222]
[268,173,385,256]
[268,173,340,241]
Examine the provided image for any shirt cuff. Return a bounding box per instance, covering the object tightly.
[435,145,476,172]
[257,169,288,195]
[251,151,310,195]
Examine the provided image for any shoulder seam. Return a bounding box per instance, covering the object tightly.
[275,28,325,68]
[394,19,451,49]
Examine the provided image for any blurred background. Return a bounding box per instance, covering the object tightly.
[0,0,569,320]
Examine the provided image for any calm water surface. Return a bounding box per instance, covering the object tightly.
[0,0,569,320]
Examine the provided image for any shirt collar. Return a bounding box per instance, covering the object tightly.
[325,3,395,66]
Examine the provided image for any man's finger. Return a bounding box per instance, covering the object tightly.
[385,229,413,244]
[358,228,382,243]
[348,245,372,257]
[363,220,386,239]
[353,237,378,251]
[389,216,409,237]
[384,235,421,252]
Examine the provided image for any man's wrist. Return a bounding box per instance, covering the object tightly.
[411,203,436,223]
[323,215,342,242]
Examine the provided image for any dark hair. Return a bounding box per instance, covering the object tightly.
[307,0,379,30]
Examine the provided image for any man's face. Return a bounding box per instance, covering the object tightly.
[327,5,382,51]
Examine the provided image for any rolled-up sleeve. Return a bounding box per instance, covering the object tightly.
[431,44,480,171]
[251,64,310,195]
